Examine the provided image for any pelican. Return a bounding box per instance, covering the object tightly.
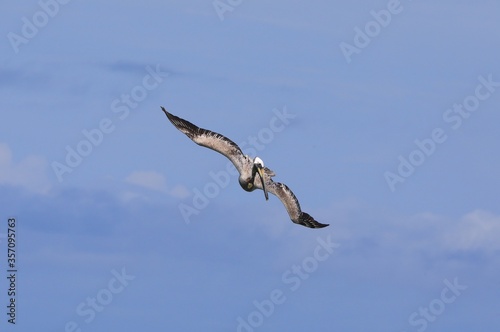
[161,107,329,228]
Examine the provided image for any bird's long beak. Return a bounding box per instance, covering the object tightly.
[256,166,269,201]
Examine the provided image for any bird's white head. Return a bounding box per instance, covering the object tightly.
[253,156,268,200]
[253,156,264,167]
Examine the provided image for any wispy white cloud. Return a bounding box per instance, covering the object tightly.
[169,184,191,199]
[125,170,168,192]
[398,210,500,255]
[124,170,190,199]
[444,209,500,253]
[0,142,51,194]
[118,190,147,203]
[318,202,500,269]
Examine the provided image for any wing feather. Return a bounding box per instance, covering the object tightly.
[265,181,329,228]
[162,108,247,173]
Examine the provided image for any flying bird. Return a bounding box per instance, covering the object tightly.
[161,107,328,229]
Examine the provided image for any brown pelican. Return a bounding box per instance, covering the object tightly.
[161,107,329,229]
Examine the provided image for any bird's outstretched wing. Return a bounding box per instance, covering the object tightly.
[161,107,248,173]
[265,181,329,228]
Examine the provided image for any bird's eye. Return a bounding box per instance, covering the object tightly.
[247,183,253,189]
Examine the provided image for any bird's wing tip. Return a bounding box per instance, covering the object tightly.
[296,212,330,229]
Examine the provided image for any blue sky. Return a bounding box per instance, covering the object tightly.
[1,0,499,330]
